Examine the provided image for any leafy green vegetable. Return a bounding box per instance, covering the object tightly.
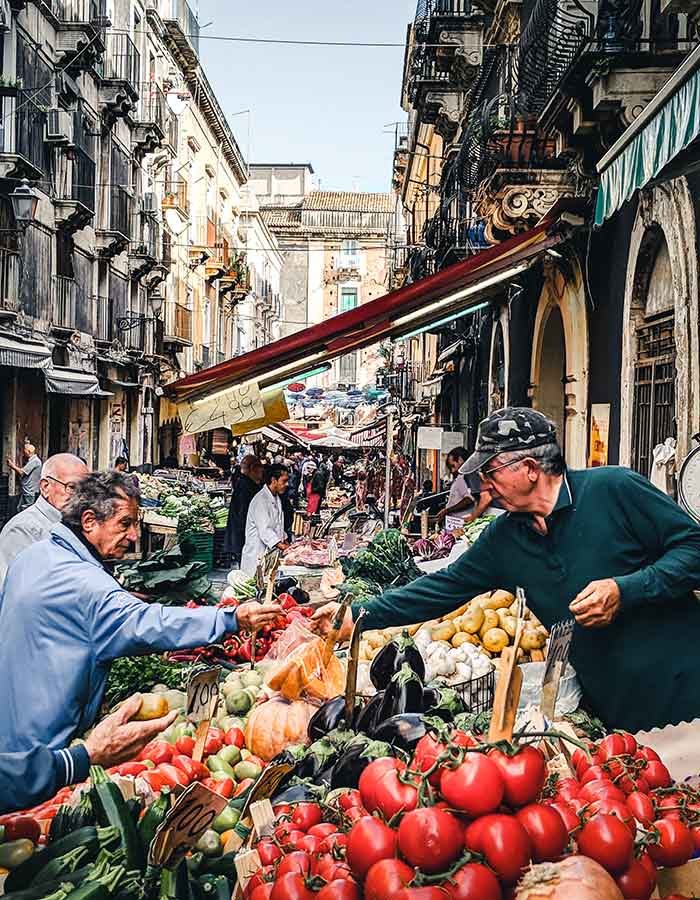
[105,655,193,707]
[114,544,216,606]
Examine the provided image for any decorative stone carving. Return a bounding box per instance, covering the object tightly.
[424,90,462,141]
[588,66,679,132]
[478,168,576,241]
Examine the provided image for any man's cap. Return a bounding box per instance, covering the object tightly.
[459,407,558,476]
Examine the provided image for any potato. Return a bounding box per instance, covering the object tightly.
[458,603,485,635]
[471,591,493,608]
[406,623,422,636]
[443,602,471,621]
[497,609,517,637]
[481,590,515,610]
[432,622,457,643]
[451,631,474,648]
[366,631,384,649]
[521,628,547,651]
[482,627,510,654]
[479,609,499,639]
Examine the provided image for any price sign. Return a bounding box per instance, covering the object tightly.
[177,381,265,436]
[540,619,575,719]
[149,782,227,868]
[186,667,221,724]
[241,762,294,819]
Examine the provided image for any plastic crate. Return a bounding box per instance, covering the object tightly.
[179,531,214,571]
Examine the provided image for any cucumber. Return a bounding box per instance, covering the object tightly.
[90,767,145,873]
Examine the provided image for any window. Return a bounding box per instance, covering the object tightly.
[340,288,358,313]
[339,240,361,269]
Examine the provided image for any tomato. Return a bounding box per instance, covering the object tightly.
[489,746,546,809]
[274,804,293,818]
[615,858,655,900]
[443,862,502,900]
[137,739,173,765]
[440,753,504,818]
[643,761,672,789]
[308,823,338,839]
[467,813,532,884]
[257,839,283,867]
[579,780,627,804]
[359,758,401,813]
[277,852,316,878]
[553,777,580,803]
[203,776,234,798]
[550,801,581,835]
[316,855,352,884]
[204,734,224,756]
[290,802,323,832]
[637,851,657,885]
[156,762,190,787]
[278,829,305,850]
[113,761,149,777]
[320,832,347,853]
[270,874,315,900]
[413,733,447,786]
[619,733,638,755]
[338,790,363,811]
[346,817,398,880]
[691,825,700,852]
[175,736,195,756]
[577,814,634,874]
[636,746,661,764]
[373,765,419,819]
[598,734,627,762]
[580,765,610,786]
[618,773,650,795]
[396,889,449,899]
[656,792,684,817]
[295,835,321,855]
[246,867,275,898]
[3,816,40,843]
[250,886,274,900]
[647,818,694,868]
[317,881,360,900]
[588,799,636,836]
[515,803,568,862]
[364,859,415,900]
[626,791,655,827]
[397,808,463,873]
[344,807,367,825]
[224,727,246,748]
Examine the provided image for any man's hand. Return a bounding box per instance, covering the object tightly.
[436,509,446,523]
[84,694,177,768]
[569,578,621,627]
[236,601,284,632]
[311,602,354,641]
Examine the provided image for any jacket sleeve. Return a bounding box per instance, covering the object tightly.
[353,525,500,631]
[0,744,89,814]
[91,588,239,663]
[612,469,700,607]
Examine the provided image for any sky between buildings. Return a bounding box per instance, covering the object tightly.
[195,0,416,194]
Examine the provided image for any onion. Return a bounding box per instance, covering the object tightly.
[515,857,624,900]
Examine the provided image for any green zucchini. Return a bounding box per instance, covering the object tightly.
[138,787,172,857]
[30,846,91,886]
[63,864,125,899]
[90,766,145,873]
[198,853,236,877]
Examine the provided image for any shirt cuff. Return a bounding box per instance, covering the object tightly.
[614,570,650,608]
[53,744,90,789]
[222,609,239,634]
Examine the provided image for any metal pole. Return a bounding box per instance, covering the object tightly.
[384,407,395,528]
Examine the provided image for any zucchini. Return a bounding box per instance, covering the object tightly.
[63,864,125,899]
[31,846,91,886]
[90,766,145,873]
[138,787,171,857]
[198,875,231,899]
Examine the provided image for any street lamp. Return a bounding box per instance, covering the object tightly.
[149,293,164,318]
[9,179,40,230]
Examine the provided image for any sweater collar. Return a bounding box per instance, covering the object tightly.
[35,495,62,524]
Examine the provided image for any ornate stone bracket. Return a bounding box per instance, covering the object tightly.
[478,168,576,242]
[424,90,462,141]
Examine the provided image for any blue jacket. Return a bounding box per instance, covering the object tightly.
[0,744,89,814]
[0,524,238,752]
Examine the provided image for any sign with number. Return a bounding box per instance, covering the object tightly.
[241,762,294,818]
[543,619,575,683]
[149,782,227,868]
[186,667,221,724]
[177,381,265,436]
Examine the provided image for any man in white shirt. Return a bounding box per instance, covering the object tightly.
[0,453,88,588]
[437,446,492,531]
[241,464,290,574]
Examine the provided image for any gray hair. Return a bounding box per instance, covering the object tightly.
[41,453,88,480]
[62,471,140,528]
[498,442,565,475]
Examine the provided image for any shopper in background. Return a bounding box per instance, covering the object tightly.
[0,471,283,752]
[306,461,326,516]
[0,453,88,589]
[113,456,129,473]
[436,446,485,530]
[241,464,290,574]
[6,443,42,513]
[225,454,263,565]
[162,447,179,469]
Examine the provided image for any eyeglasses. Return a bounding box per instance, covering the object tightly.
[44,476,77,493]
[479,458,524,481]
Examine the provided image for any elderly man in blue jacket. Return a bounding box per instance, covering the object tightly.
[0,471,282,753]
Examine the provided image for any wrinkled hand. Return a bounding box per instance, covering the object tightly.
[311,602,354,641]
[84,694,177,768]
[236,601,284,632]
[569,578,621,627]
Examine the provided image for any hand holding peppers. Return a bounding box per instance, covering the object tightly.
[84,694,177,769]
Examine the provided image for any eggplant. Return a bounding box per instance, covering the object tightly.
[422,686,440,710]
[370,631,425,690]
[329,738,393,789]
[295,736,339,780]
[353,691,386,735]
[271,781,318,805]
[274,575,299,595]
[372,714,427,752]
[289,586,311,606]
[379,663,424,722]
[307,696,348,742]
[426,686,466,721]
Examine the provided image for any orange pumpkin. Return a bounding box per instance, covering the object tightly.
[245,698,317,761]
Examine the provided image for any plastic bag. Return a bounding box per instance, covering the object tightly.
[517,662,582,716]
[265,619,346,704]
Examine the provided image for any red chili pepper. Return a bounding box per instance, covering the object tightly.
[202,776,234,798]
[171,755,209,782]
[156,763,190,788]
[4,816,41,842]
[114,762,149,777]
[137,740,174,766]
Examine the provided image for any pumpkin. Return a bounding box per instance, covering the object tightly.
[245,698,317,761]
[267,637,346,703]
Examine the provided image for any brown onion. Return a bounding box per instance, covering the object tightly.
[515,856,624,900]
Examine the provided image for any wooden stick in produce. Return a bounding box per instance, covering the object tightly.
[344,609,366,724]
[322,598,350,667]
[191,719,210,764]
[489,587,527,742]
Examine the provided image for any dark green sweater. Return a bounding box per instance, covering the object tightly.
[354,467,700,731]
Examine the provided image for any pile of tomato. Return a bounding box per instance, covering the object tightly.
[243,727,700,900]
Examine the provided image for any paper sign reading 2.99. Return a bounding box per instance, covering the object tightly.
[186,667,221,724]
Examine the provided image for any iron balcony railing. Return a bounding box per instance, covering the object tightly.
[72,146,96,213]
[163,0,199,56]
[122,316,147,352]
[173,301,192,341]
[100,31,140,92]
[137,81,169,134]
[133,209,160,258]
[163,174,189,218]
[0,92,50,175]
[52,275,79,329]
[110,185,132,237]
[95,295,114,342]
[0,248,20,312]
[51,0,107,23]
[415,0,478,40]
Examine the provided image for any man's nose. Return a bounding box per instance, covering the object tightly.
[127,523,139,541]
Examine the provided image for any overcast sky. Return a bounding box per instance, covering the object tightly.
[194,0,415,193]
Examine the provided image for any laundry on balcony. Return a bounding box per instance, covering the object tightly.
[0,334,51,369]
[43,365,113,396]
[595,43,700,226]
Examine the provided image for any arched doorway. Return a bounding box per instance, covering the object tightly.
[489,319,506,412]
[537,306,566,452]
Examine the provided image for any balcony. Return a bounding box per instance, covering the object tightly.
[133,82,172,159]
[162,174,190,228]
[121,315,148,353]
[51,0,107,74]
[95,295,115,342]
[413,0,487,87]
[98,32,140,125]
[407,48,464,140]
[54,145,96,233]
[161,0,200,74]
[96,185,132,258]
[0,91,50,180]
[129,209,161,280]
[0,248,21,319]
[50,275,93,333]
[163,300,192,346]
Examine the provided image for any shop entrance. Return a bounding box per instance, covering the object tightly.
[536,305,566,454]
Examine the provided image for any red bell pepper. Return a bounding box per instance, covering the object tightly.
[203,733,223,756]
[277,592,297,610]
[224,727,245,749]
[4,816,41,843]
[156,763,190,788]
[172,755,209,782]
[234,778,254,798]
[138,770,170,793]
[137,740,173,766]
[175,736,195,757]
[202,776,234,798]
[113,762,149,778]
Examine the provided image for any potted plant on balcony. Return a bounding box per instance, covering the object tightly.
[0,76,22,98]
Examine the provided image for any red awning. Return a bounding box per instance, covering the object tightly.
[168,217,568,402]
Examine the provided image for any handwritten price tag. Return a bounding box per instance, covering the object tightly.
[186,667,221,724]
[177,382,265,436]
[149,782,227,868]
[543,619,574,683]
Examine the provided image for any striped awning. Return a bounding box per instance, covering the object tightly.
[0,334,51,369]
[595,43,700,225]
[44,367,113,397]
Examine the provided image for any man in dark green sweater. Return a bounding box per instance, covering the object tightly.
[314,408,700,732]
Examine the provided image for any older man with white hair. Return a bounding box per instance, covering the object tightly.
[0,453,88,588]
[6,443,42,512]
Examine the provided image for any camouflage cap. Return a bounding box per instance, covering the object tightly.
[459,407,558,475]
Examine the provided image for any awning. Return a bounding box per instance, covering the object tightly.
[44,367,113,397]
[0,334,51,369]
[437,340,465,364]
[168,217,568,403]
[595,43,700,225]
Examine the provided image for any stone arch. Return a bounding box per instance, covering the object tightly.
[530,258,589,468]
[488,307,509,412]
[619,178,699,467]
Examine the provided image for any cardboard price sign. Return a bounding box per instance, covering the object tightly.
[186,667,221,724]
[149,782,227,868]
[540,619,575,719]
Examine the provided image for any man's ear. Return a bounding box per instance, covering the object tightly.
[81,509,97,532]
